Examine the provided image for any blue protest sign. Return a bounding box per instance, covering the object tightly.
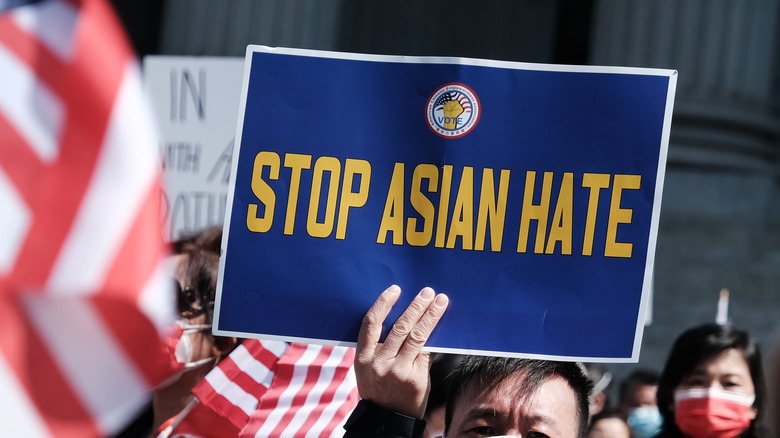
[215,46,676,361]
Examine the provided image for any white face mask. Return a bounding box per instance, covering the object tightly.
[156,321,215,389]
[174,320,214,368]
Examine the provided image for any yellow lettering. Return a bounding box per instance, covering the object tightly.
[605,174,641,258]
[581,173,610,256]
[475,168,510,252]
[335,159,371,240]
[517,171,553,253]
[434,165,453,248]
[282,153,312,235]
[306,156,341,238]
[446,167,474,250]
[377,162,405,245]
[406,164,438,247]
[246,151,280,233]
[545,172,573,255]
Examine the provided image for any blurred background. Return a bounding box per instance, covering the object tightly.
[111,0,780,389]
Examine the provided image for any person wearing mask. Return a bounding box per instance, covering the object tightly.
[152,226,240,436]
[656,323,766,438]
[616,369,661,438]
[768,329,780,437]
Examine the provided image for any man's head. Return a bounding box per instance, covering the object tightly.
[444,357,593,438]
[616,369,659,416]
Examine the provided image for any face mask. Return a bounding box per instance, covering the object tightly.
[157,321,214,387]
[674,387,755,438]
[626,406,662,438]
[174,320,214,366]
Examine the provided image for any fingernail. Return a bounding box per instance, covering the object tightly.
[420,287,434,299]
[387,285,401,295]
[434,293,449,307]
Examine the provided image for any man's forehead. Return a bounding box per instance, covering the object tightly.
[456,371,578,417]
[460,368,536,401]
[452,372,580,435]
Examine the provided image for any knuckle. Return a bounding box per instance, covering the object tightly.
[407,327,428,346]
[389,321,411,337]
[407,298,428,314]
[424,304,443,321]
[355,355,372,368]
[362,309,381,328]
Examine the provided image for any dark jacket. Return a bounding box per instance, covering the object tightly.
[343,399,427,438]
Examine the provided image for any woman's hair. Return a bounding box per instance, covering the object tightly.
[172,226,222,323]
[657,323,766,437]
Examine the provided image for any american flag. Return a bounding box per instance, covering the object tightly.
[164,340,359,438]
[191,339,289,431]
[434,91,472,113]
[0,0,173,436]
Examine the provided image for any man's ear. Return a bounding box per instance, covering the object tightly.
[589,392,607,416]
[212,336,239,363]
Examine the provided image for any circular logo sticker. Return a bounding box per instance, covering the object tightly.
[426,83,480,138]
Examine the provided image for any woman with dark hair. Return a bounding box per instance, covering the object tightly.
[656,323,766,438]
[152,226,240,436]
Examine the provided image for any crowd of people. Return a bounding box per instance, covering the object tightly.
[125,225,773,438]
[342,286,769,438]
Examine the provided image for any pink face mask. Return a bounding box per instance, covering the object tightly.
[674,387,755,438]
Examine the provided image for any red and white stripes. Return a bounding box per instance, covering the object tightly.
[239,342,358,438]
[193,339,289,428]
[0,0,172,436]
[191,340,359,438]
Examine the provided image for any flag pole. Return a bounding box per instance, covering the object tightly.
[156,397,200,438]
[716,288,729,325]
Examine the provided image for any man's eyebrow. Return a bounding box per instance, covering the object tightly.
[465,408,552,425]
[464,408,498,420]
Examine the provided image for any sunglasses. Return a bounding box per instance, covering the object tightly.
[173,278,214,319]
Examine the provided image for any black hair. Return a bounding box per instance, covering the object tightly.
[444,356,593,438]
[172,226,222,324]
[425,354,465,416]
[618,368,659,406]
[657,323,765,438]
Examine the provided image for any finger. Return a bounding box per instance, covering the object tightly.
[357,285,401,362]
[397,292,448,363]
[377,287,437,360]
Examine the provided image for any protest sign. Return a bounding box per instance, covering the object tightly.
[215,46,676,361]
[143,56,243,240]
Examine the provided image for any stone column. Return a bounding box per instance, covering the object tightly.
[591,0,778,176]
[589,0,780,381]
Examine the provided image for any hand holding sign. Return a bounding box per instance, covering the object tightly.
[355,285,450,418]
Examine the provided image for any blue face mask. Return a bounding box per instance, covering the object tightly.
[626,406,662,438]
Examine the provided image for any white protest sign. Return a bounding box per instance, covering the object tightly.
[142,56,243,240]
